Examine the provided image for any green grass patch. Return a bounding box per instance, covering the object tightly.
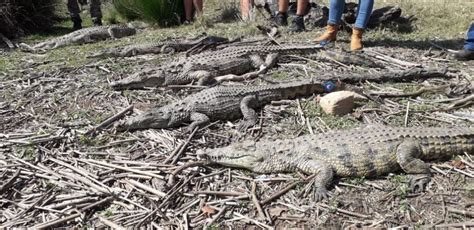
[113,0,184,26]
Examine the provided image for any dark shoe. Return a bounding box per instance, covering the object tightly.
[454,49,474,60]
[288,15,305,32]
[273,12,288,26]
[92,18,103,26]
[72,17,82,31]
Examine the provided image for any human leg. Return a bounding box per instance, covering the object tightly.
[465,21,474,51]
[90,0,102,26]
[67,0,82,30]
[193,0,203,17]
[289,0,309,32]
[350,0,374,50]
[184,0,193,22]
[314,0,344,44]
[454,21,474,60]
[354,0,374,29]
[274,0,289,26]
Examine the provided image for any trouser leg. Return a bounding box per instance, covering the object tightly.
[67,0,81,19]
[354,0,374,29]
[327,0,345,25]
[465,21,474,51]
[90,0,102,25]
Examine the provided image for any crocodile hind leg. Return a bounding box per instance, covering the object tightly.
[237,95,259,132]
[395,140,432,192]
[296,157,335,201]
[187,112,211,132]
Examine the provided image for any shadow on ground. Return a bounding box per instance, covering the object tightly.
[366,38,465,50]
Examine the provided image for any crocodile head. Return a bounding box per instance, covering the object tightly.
[197,140,266,170]
[110,69,166,90]
[115,106,180,131]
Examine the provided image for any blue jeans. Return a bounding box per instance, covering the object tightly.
[327,0,374,29]
[465,21,474,51]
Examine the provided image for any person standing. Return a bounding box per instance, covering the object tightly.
[454,21,474,60]
[315,0,374,51]
[67,0,102,30]
[184,0,203,23]
[273,0,309,33]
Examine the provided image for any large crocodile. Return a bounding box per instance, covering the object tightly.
[109,44,379,90]
[197,126,474,200]
[19,25,136,53]
[88,35,230,58]
[116,79,342,132]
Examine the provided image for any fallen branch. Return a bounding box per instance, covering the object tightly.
[0,169,20,193]
[261,180,302,205]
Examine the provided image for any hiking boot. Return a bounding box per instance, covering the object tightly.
[72,17,82,31]
[350,27,364,51]
[273,12,288,26]
[314,23,338,46]
[92,18,103,26]
[454,49,474,60]
[288,15,305,33]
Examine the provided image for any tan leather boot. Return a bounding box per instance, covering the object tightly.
[314,24,338,44]
[351,27,364,51]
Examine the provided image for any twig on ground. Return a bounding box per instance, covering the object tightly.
[261,180,302,205]
[167,161,208,185]
[318,203,370,219]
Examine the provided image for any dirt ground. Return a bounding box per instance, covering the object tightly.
[0,0,473,229]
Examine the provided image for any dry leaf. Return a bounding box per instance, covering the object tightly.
[452,159,466,169]
[201,204,217,216]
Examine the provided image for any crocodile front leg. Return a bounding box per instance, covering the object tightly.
[396,140,432,192]
[187,112,211,132]
[263,53,279,71]
[237,95,259,132]
[296,156,335,201]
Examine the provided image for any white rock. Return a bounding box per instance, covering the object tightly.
[319,91,367,116]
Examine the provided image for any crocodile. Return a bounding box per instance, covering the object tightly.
[109,44,382,90]
[109,43,382,90]
[197,126,474,200]
[88,35,230,58]
[19,25,136,53]
[116,79,342,132]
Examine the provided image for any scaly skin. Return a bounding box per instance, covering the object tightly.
[116,79,342,132]
[19,25,136,53]
[88,35,229,58]
[198,126,474,200]
[109,44,326,90]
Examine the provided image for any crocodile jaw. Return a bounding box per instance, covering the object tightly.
[197,147,263,170]
[110,71,166,90]
[116,110,172,131]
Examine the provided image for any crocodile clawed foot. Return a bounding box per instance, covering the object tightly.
[114,120,129,132]
[185,125,199,134]
[408,175,431,193]
[314,187,329,201]
[237,120,255,133]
